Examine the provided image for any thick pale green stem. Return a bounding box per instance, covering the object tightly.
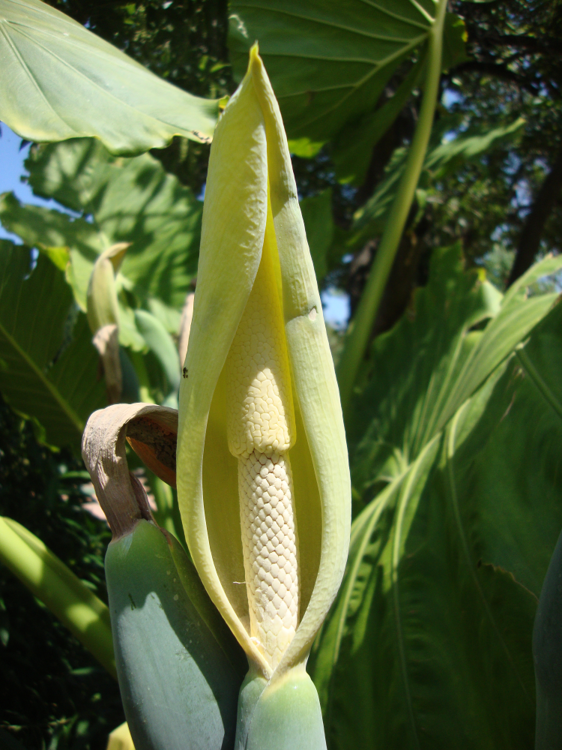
[336,0,448,419]
[0,516,116,677]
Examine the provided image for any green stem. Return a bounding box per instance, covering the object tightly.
[336,0,448,420]
[0,516,116,678]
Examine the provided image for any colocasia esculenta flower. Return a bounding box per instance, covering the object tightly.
[176,45,351,744]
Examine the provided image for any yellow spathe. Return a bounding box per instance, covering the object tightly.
[177,45,350,682]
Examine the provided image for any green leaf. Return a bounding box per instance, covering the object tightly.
[147,297,182,337]
[0,0,218,154]
[0,241,104,451]
[314,440,539,748]
[311,249,562,748]
[425,118,525,181]
[29,139,202,312]
[349,248,562,496]
[534,526,562,750]
[229,0,440,153]
[0,193,145,350]
[0,138,203,316]
[0,190,103,271]
[0,728,27,750]
[38,244,69,271]
[331,12,467,186]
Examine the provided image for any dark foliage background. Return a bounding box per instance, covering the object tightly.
[0,396,123,750]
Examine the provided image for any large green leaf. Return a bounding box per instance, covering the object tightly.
[0,0,218,154]
[0,240,104,450]
[0,138,202,318]
[311,248,562,748]
[229,0,456,157]
[0,191,102,280]
[348,246,561,498]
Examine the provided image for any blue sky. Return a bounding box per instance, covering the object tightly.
[0,123,54,242]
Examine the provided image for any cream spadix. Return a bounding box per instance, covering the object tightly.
[177,46,350,681]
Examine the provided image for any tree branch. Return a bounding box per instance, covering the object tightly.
[507,146,562,287]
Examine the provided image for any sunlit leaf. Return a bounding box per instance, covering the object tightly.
[229,1,466,165]
[0,139,202,319]
[0,0,218,154]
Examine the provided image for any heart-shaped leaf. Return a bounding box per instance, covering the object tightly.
[0,0,218,154]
